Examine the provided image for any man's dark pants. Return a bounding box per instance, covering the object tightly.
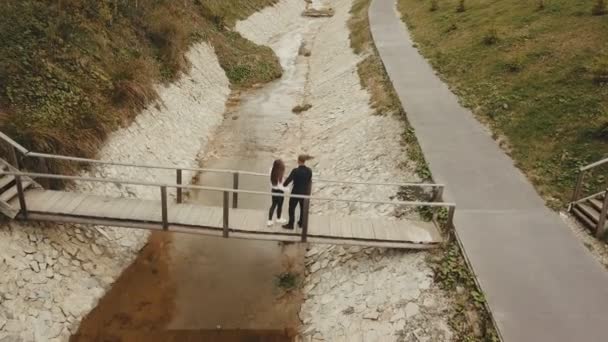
[287,197,304,227]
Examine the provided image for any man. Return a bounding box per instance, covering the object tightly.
[282,154,313,230]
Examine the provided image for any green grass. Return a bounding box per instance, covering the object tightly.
[275,271,300,292]
[398,0,608,207]
[0,0,281,174]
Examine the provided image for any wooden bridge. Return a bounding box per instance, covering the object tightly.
[0,133,455,249]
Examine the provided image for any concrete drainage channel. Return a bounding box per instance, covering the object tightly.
[1,0,457,341]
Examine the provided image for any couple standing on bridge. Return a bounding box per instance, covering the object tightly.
[267,154,313,230]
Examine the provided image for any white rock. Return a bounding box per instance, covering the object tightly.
[91,244,102,256]
[422,297,436,307]
[33,254,44,263]
[390,310,405,323]
[363,310,379,320]
[62,294,93,318]
[405,302,420,318]
[29,261,40,273]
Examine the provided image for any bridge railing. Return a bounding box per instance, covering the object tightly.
[0,131,447,205]
[572,156,608,204]
[0,170,456,242]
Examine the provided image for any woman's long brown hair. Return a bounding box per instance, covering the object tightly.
[270,159,285,186]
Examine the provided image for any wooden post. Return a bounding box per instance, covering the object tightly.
[301,198,310,242]
[15,175,27,219]
[223,191,229,237]
[161,186,168,231]
[432,186,444,202]
[8,147,19,170]
[232,172,239,209]
[14,147,24,170]
[176,169,183,204]
[596,189,608,239]
[447,205,456,229]
[38,157,50,188]
[572,171,585,204]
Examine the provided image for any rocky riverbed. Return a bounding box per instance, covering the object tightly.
[238,0,455,340]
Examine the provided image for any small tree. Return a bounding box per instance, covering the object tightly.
[430,0,439,12]
[592,0,607,15]
[537,0,545,10]
[456,0,465,12]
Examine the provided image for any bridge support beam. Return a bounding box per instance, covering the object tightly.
[15,175,27,219]
[301,198,310,242]
[223,191,229,237]
[232,172,239,209]
[596,188,608,239]
[176,169,183,204]
[161,186,168,230]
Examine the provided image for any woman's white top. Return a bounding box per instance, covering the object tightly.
[269,167,287,191]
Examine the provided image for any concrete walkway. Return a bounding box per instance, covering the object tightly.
[369,1,608,341]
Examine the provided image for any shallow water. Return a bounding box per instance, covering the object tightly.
[166,22,312,332]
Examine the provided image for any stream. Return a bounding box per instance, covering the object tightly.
[72,10,314,342]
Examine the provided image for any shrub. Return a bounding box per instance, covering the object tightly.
[430,0,439,12]
[144,9,190,80]
[445,23,458,33]
[590,57,608,84]
[537,0,545,10]
[593,122,608,141]
[592,0,607,15]
[502,57,524,73]
[292,103,313,113]
[482,28,499,45]
[456,0,466,13]
[110,57,158,115]
[275,272,299,291]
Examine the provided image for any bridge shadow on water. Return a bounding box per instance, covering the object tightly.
[71,330,294,342]
[71,231,301,342]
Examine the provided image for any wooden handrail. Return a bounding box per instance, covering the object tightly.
[572,156,608,203]
[0,131,444,189]
[28,151,443,188]
[0,131,29,154]
[0,170,456,208]
[581,157,608,172]
[0,132,459,232]
[596,188,608,239]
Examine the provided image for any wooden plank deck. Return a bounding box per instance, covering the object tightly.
[11,190,441,249]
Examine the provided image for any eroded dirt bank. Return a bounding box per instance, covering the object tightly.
[0,43,229,341]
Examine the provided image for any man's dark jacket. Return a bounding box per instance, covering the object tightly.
[283,165,312,195]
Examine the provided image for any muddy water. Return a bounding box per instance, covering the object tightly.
[73,13,314,342]
[167,24,311,330]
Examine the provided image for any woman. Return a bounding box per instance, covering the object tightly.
[268,159,288,226]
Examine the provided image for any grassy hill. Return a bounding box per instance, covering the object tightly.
[398,0,608,207]
[0,0,281,174]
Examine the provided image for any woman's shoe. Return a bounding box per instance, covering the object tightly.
[267,220,274,227]
[277,218,288,224]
